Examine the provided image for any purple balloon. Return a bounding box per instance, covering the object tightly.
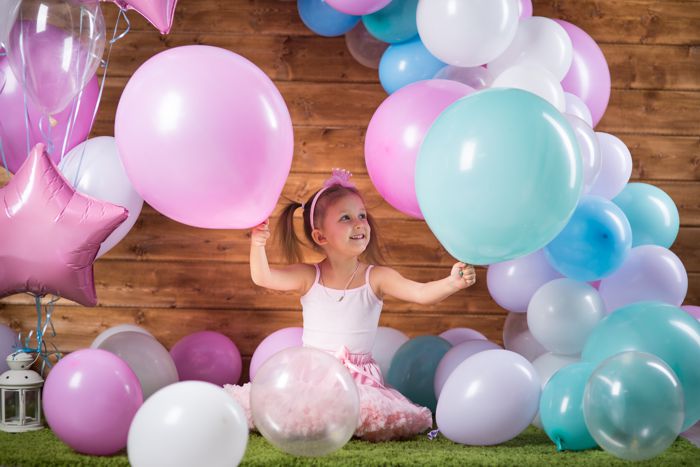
[518,0,533,19]
[43,349,143,455]
[599,245,688,313]
[682,305,700,321]
[170,331,242,386]
[0,56,99,174]
[554,19,610,127]
[0,323,20,373]
[434,340,502,397]
[249,327,303,381]
[439,327,487,346]
[487,249,563,313]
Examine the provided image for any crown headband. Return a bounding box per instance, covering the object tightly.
[309,168,355,231]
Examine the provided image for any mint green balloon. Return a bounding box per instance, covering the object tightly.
[416,88,582,265]
[612,182,679,248]
[362,0,418,44]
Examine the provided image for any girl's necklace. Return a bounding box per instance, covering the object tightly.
[319,261,361,302]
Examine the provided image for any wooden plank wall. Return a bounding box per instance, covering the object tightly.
[1,0,699,382]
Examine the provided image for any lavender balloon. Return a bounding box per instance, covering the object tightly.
[170,331,242,386]
[487,249,562,313]
[249,327,303,381]
[0,323,19,373]
[43,349,143,455]
[599,245,688,313]
[436,350,540,445]
[439,327,487,346]
[434,340,501,397]
[588,132,632,200]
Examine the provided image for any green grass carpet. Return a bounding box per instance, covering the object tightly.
[0,427,698,466]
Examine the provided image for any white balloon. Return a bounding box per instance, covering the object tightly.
[488,17,573,81]
[417,0,519,67]
[564,92,594,127]
[128,381,248,467]
[371,327,409,376]
[434,65,493,90]
[588,132,633,200]
[90,323,153,349]
[565,114,602,194]
[0,0,20,48]
[530,352,579,428]
[492,63,566,112]
[60,136,144,258]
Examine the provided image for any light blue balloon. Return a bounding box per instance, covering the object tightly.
[362,0,418,43]
[612,182,679,248]
[297,0,359,37]
[386,335,451,413]
[540,362,597,451]
[415,88,582,265]
[378,37,445,94]
[584,351,684,461]
[582,301,700,431]
[544,195,632,281]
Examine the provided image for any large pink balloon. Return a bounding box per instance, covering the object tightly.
[115,45,293,229]
[249,327,303,382]
[170,331,242,386]
[0,56,99,174]
[43,349,143,455]
[365,79,473,218]
[0,144,127,306]
[326,0,391,15]
[101,0,178,34]
[554,19,611,127]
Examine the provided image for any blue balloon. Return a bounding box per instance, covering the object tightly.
[386,335,451,412]
[544,195,632,281]
[297,0,360,37]
[416,88,582,265]
[378,37,445,94]
[582,301,700,431]
[612,182,679,248]
[540,362,598,451]
[363,0,418,43]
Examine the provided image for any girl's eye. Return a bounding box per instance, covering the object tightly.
[359,213,367,219]
[340,215,350,221]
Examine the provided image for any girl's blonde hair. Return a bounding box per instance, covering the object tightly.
[276,185,384,265]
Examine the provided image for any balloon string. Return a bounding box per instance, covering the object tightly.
[37,114,54,155]
[12,294,62,376]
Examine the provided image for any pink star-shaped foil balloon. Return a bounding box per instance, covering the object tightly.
[0,144,128,306]
[103,0,178,34]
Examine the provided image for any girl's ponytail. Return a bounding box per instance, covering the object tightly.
[276,201,303,264]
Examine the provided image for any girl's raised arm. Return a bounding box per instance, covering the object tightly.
[372,263,475,306]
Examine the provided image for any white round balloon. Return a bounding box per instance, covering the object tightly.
[128,381,248,467]
[530,352,580,428]
[492,63,566,112]
[371,327,409,376]
[564,92,594,127]
[564,114,602,194]
[90,323,153,349]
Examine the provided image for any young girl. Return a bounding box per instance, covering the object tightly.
[225,168,476,441]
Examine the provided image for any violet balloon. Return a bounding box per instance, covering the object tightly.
[518,0,532,18]
[434,339,501,397]
[0,56,99,174]
[554,19,611,127]
[682,305,700,320]
[365,79,474,218]
[249,327,303,381]
[170,331,242,386]
[0,144,127,306]
[439,327,487,346]
[115,45,293,229]
[43,349,143,455]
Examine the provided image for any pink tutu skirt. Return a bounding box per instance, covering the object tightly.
[224,347,433,442]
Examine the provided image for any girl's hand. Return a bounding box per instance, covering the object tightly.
[251,219,270,247]
[450,262,476,290]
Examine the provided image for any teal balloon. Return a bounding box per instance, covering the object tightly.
[540,362,597,451]
[386,335,451,412]
[362,0,418,43]
[416,88,582,265]
[582,301,700,431]
[584,351,684,461]
[612,182,680,248]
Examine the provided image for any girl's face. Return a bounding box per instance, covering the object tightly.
[317,194,370,256]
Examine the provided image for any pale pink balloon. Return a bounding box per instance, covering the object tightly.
[249,327,303,382]
[365,79,473,218]
[115,45,293,229]
[101,0,178,34]
[325,0,391,15]
[518,0,533,18]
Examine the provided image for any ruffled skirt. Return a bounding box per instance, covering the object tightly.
[224,347,433,442]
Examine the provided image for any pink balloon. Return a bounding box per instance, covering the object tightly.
[249,327,303,381]
[554,19,610,127]
[325,0,391,15]
[434,339,502,397]
[43,349,143,455]
[0,144,127,306]
[599,245,688,313]
[681,305,700,321]
[101,0,178,34]
[115,45,293,229]
[170,331,242,386]
[365,79,474,218]
[518,0,533,19]
[487,249,563,313]
[0,56,99,174]
[439,327,487,346]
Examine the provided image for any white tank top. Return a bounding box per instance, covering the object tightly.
[301,263,383,354]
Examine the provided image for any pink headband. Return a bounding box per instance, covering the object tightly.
[309,168,356,231]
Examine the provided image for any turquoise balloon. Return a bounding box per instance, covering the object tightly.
[386,335,451,412]
[584,351,684,461]
[582,301,700,431]
[612,182,680,248]
[362,0,418,43]
[416,88,582,265]
[540,362,598,451]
